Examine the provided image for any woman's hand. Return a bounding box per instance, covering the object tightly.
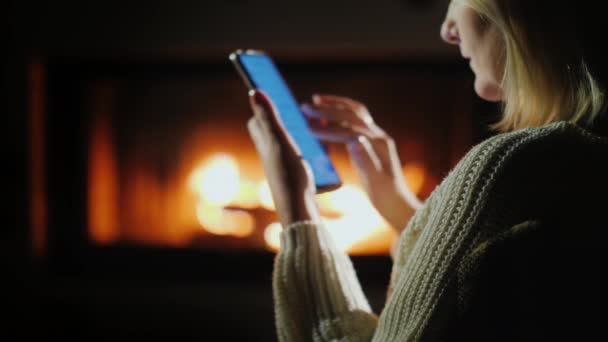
[247,90,321,228]
[301,94,422,232]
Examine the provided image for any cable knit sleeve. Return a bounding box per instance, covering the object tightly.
[272,220,379,342]
[272,127,538,342]
[271,121,604,342]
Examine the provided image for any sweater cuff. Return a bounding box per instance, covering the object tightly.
[281,220,372,315]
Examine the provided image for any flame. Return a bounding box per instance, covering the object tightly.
[189,154,240,206]
[264,184,395,254]
[403,162,426,195]
[322,185,386,251]
[264,222,283,250]
[258,181,275,210]
[233,180,260,209]
[196,202,254,237]
[89,124,410,254]
[318,184,372,214]
[87,89,119,245]
[188,154,256,237]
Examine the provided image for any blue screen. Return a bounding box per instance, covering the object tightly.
[239,53,340,189]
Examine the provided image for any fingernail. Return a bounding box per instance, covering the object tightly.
[312,94,321,104]
[255,90,271,107]
[248,89,269,108]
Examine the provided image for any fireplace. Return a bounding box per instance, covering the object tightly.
[26,55,480,338]
[33,57,475,260]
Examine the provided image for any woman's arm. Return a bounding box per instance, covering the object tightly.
[247,90,379,341]
[301,95,423,234]
[273,221,379,342]
[251,95,576,341]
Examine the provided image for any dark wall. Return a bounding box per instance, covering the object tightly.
[6,0,456,60]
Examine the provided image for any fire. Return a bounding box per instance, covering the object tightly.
[88,97,119,244]
[189,154,240,206]
[195,202,254,238]
[258,181,275,210]
[188,154,255,237]
[320,185,388,252]
[186,152,426,254]
[264,185,394,254]
[264,222,283,250]
[403,162,426,195]
[89,132,426,254]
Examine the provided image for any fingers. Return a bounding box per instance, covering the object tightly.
[302,94,385,143]
[373,136,399,171]
[347,136,383,187]
[313,94,375,126]
[247,116,268,156]
[301,103,369,130]
[249,89,285,139]
[313,94,365,112]
[354,136,383,172]
[249,89,302,157]
[307,117,377,143]
[306,109,395,172]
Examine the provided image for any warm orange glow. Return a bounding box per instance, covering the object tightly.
[318,185,371,214]
[264,222,283,251]
[320,185,395,254]
[403,162,426,195]
[265,184,397,254]
[233,180,260,209]
[189,154,240,206]
[322,185,387,252]
[87,85,120,245]
[88,119,414,254]
[189,154,257,237]
[258,181,275,210]
[196,202,254,237]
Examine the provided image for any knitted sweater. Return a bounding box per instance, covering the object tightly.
[272,121,608,341]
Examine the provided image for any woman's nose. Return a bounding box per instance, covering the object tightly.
[440,19,460,45]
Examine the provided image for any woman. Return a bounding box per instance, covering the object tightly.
[247,0,608,340]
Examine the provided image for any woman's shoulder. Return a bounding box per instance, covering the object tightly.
[419,120,607,211]
[459,120,607,171]
[430,120,607,205]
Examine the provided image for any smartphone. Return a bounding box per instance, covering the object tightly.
[230,49,341,193]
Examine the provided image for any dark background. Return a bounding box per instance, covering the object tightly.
[3,0,500,339]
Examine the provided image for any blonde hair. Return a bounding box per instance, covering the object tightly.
[453,0,607,132]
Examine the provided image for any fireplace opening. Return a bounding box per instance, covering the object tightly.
[79,61,474,255]
[33,58,478,278]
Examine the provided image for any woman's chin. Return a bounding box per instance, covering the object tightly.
[474,79,503,102]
